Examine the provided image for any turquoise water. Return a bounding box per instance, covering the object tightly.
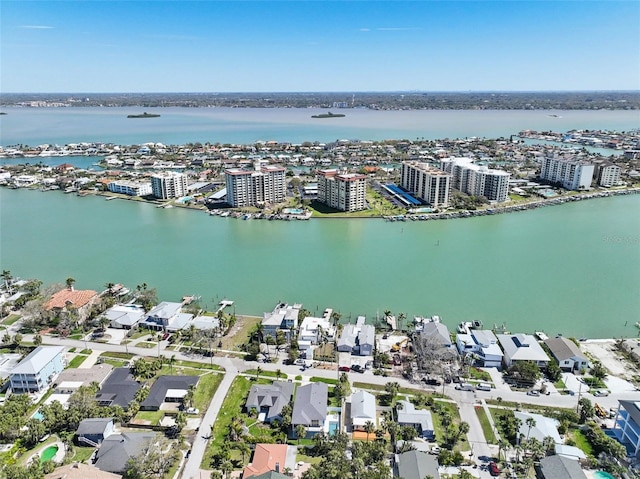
[329,422,339,434]
[1,188,638,339]
[40,445,58,462]
[32,411,44,421]
[283,208,304,214]
[594,471,615,479]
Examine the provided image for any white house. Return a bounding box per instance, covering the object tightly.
[396,400,434,440]
[544,337,589,372]
[350,390,377,432]
[456,329,503,368]
[10,346,66,394]
[299,316,334,345]
[140,302,192,332]
[262,303,300,340]
[497,333,550,368]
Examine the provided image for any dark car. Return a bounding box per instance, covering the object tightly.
[351,365,364,373]
[338,366,351,372]
[162,333,170,340]
[489,461,500,476]
[423,377,442,386]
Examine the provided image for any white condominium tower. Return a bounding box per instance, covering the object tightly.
[539,154,594,190]
[440,157,510,202]
[400,161,451,207]
[224,165,286,207]
[317,169,367,212]
[151,171,188,199]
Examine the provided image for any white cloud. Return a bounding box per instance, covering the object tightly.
[19,25,54,29]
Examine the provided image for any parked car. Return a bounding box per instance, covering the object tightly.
[338,366,351,372]
[455,383,474,391]
[489,461,500,476]
[527,389,540,396]
[423,378,441,386]
[351,365,364,373]
[593,389,610,397]
[186,407,199,414]
[162,333,169,340]
[476,382,492,391]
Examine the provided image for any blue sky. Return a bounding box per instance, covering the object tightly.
[2,1,639,92]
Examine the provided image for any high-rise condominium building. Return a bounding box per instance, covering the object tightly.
[400,161,451,207]
[539,155,594,190]
[224,165,286,207]
[317,169,367,212]
[151,172,188,199]
[440,157,510,202]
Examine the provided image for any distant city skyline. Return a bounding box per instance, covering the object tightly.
[2,1,639,93]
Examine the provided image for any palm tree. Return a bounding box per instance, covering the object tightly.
[295,424,307,444]
[397,312,406,332]
[256,366,262,381]
[364,420,375,441]
[65,277,75,290]
[1,270,13,294]
[525,417,536,440]
[169,354,176,374]
[331,311,342,328]
[498,438,509,462]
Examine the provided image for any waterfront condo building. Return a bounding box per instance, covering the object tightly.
[539,154,595,190]
[596,163,622,187]
[440,157,510,202]
[151,172,188,199]
[108,180,152,197]
[400,161,451,207]
[224,165,286,208]
[316,169,367,212]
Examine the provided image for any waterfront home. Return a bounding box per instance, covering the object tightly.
[358,324,375,356]
[140,301,193,332]
[9,346,66,394]
[44,285,99,324]
[262,303,300,341]
[104,304,145,329]
[497,333,550,368]
[93,432,159,474]
[291,382,328,437]
[140,375,199,411]
[242,444,297,479]
[394,450,440,479]
[336,322,375,356]
[455,329,503,368]
[337,324,358,353]
[299,315,334,345]
[245,381,295,424]
[543,336,590,372]
[612,400,640,458]
[95,367,141,408]
[349,390,377,432]
[76,418,115,446]
[537,455,588,479]
[396,400,434,440]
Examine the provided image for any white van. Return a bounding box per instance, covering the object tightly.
[456,382,475,391]
[476,382,492,391]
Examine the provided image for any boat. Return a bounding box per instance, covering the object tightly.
[127,112,160,118]
[311,111,346,119]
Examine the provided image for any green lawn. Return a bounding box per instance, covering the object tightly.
[69,446,96,463]
[192,372,224,412]
[101,351,135,359]
[2,315,20,325]
[137,342,157,349]
[310,377,338,385]
[468,367,491,382]
[475,406,497,444]
[174,359,222,371]
[102,358,128,368]
[244,369,280,379]
[569,428,594,457]
[135,410,164,425]
[67,354,88,368]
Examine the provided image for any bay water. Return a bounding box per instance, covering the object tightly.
[0,107,639,338]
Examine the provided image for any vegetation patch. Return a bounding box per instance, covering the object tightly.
[2,315,20,326]
[133,410,164,425]
[192,372,224,412]
[310,377,338,385]
[137,342,156,349]
[101,351,134,359]
[66,355,87,369]
[475,406,497,444]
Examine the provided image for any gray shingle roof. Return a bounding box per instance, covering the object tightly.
[94,432,157,473]
[246,381,294,420]
[291,382,328,426]
[538,455,587,479]
[544,337,587,362]
[95,367,141,408]
[140,375,199,410]
[76,418,113,436]
[397,450,440,479]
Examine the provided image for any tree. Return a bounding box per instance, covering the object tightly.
[295,424,307,444]
[174,411,187,431]
[545,361,562,382]
[33,333,42,346]
[507,360,541,384]
[1,270,13,293]
[578,397,595,423]
[525,417,537,440]
[364,420,375,441]
[397,312,406,332]
[384,381,400,405]
[65,277,75,289]
[591,360,608,380]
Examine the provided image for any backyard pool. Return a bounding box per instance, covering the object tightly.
[32,410,44,421]
[40,445,58,462]
[328,422,339,435]
[594,472,615,479]
[283,208,304,215]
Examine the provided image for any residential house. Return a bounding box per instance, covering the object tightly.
[9,346,66,394]
[544,337,589,372]
[514,411,562,444]
[298,316,334,345]
[358,325,375,356]
[336,323,375,356]
[395,450,440,479]
[44,286,99,324]
[245,381,295,424]
[497,333,550,368]
[54,364,113,394]
[93,432,158,474]
[612,399,640,457]
[337,324,358,353]
[291,382,328,437]
[140,375,199,411]
[396,400,434,440]
[76,418,115,446]
[140,301,193,332]
[104,304,145,330]
[455,329,503,368]
[350,390,377,432]
[421,321,453,348]
[537,455,588,479]
[95,367,142,408]
[246,472,290,479]
[242,444,297,478]
[262,303,300,341]
[45,463,121,479]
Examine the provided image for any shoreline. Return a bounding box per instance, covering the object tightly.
[6,185,640,222]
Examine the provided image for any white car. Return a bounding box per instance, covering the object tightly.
[593,390,610,397]
[186,407,199,414]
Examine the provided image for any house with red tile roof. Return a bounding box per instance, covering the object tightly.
[242,444,296,479]
[45,286,99,323]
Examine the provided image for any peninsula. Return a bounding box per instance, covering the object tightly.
[311,111,345,118]
[127,112,160,118]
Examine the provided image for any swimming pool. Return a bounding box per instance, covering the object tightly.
[328,422,339,435]
[32,410,44,421]
[594,472,615,479]
[283,208,304,215]
[40,445,58,462]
